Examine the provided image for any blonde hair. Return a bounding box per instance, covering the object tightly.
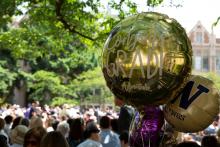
[10,125,29,145]
[29,116,43,129]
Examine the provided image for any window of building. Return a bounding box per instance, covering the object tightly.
[194,56,202,70]
[216,57,220,71]
[196,32,203,43]
[202,57,209,71]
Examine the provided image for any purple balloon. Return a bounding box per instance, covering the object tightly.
[129,106,164,147]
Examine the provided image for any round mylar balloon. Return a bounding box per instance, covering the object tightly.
[102,12,192,107]
[164,75,220,132]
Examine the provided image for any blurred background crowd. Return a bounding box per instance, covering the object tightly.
[0,101,220,147]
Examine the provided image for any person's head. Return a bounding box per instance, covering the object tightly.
[69,118,84,140]
[114,97,124,107]
[56,121,70,138]
[29,116,43,129]
[201,135,218,147]
[11,116,23,130]
[0,118,5,130]
[119,131,129,147]
[31,101,37,107]
[45,117,54,128]
[52,120,59,131]
[84,121,100,142]
[40,131,69,147]
[100,116,111,129]
[21,118,30,127]
[176,141,200,147]
[0,135,8,147]
[4,115,13,124]
[24,126,47,147]
[67,118,74,127]
[10,125,29,145]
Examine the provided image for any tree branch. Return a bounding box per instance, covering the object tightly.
[55,0,95,41]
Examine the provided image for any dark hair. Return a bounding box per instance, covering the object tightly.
[111,119,119,134]
[67,118,74,127]
[24,126,47,147]
[176,141,200,147]
[69,118,84,140]
[0,135,8,147]
[40,131,69,147]
[21,118,29,127]
[52,120,59,131]
[214,116,219,122]
[4,115,13,124]
[84,121,99,139]
[0,118,5,130]
[100,116,111,129]
[11,117,23,130]
[201,135,218,147]
[119,131,129,144]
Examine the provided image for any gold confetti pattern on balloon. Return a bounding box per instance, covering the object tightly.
[102,12,192,108]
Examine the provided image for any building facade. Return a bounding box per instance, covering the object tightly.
[188,21,220,74]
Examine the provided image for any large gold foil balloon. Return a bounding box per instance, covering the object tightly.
[102,12,192,107]
[164,75,220,132]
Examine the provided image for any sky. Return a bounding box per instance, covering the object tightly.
[101,0,220,38]
[136,0,220,37]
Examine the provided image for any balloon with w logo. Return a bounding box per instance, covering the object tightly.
[164,75,220,132]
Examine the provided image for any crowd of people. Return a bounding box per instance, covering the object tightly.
[0,99,134,147]
[0,99,220,147]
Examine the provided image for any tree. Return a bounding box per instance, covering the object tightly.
[0,66,17,104]
[3,0,218,106]
[70,67,113,105]
[200,72,220,89]
[0,48,18,104]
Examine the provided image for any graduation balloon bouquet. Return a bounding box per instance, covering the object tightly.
[102,12,220,147]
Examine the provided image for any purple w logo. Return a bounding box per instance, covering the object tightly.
[170,81,209,109]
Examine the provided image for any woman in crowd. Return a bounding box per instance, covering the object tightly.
[40,131,69,147]
[67,118,85,147]
[10,125,29,147]
[23,126,47,147]
[56,121,70,138]
[29,116,43,129]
